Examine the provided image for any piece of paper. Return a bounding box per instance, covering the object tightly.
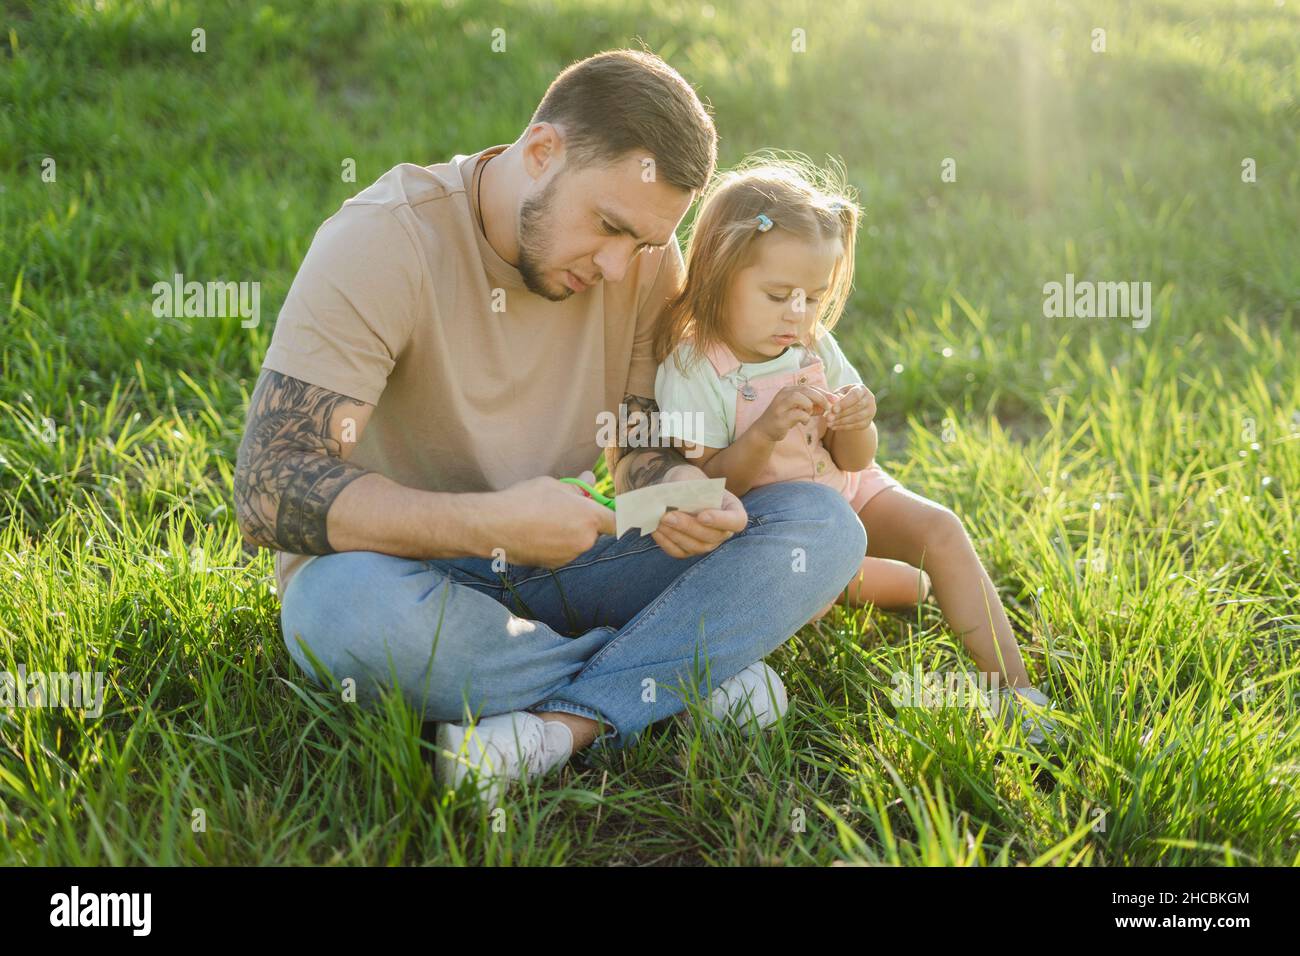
[615,477,727,538]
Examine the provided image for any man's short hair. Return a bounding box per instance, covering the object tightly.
[530,49,717,192]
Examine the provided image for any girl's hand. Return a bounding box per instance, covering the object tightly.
[754,385,835,442]
[825,384,876,431]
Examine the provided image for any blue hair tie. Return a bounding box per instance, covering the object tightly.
[755,213,773,232]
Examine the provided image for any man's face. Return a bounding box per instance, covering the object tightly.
[516,150,693,302]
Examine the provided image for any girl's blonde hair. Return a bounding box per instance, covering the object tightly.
[653,151,861,372]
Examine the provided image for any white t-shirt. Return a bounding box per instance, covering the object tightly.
[654,331,864,448]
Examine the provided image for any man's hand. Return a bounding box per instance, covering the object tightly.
[482,470,618,569]
[647,463,747,559]
[753,384,836,442]
[825,384,876,431]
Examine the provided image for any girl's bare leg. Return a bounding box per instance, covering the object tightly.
[854,488,1032,687]
[811,556,931,622]
[843,555,932,610]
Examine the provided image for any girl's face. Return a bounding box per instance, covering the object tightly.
[723,229,843,364]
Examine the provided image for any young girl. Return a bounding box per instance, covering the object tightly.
[652,155,1059,744]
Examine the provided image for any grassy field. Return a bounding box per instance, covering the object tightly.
[1,0,1298,865]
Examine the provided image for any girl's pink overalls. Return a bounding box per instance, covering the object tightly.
[700,337,901,514]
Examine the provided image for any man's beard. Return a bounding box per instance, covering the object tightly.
[516,173,572,302]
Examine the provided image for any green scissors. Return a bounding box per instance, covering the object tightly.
[560,477,616,509]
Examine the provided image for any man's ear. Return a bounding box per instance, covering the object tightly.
[521,122,565,181]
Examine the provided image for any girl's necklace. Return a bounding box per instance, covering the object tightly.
[727,370,758,401]
[721,342,807,401]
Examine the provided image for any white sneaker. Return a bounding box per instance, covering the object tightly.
[999,686,1062,747]
[695,662,789,737]
[435,711,573,805]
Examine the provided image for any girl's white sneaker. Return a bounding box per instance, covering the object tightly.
[999,685,1062,747]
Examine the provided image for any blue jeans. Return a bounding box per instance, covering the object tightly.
[278,481,866,755]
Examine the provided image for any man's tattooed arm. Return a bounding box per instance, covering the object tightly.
[604,392,701,494]
[233,369,374,553]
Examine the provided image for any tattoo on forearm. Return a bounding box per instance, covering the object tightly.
[233,370,371,553]
[605,393,690,492]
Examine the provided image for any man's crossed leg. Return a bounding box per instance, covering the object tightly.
[279,481,866,797]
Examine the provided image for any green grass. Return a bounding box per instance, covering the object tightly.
[1,0,1298,865]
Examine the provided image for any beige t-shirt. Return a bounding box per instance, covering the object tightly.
[260,145,683,597]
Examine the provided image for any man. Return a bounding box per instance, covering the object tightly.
[234,49,865,802]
